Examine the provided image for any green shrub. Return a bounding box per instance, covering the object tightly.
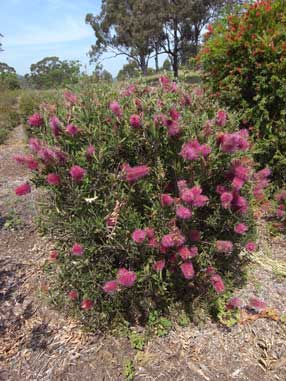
[198,0,286,184]
[16,78,267,330]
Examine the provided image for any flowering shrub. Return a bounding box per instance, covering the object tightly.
[17,78,267,329]
[198,0,286,183]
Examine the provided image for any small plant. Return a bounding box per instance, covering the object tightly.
[123,359,135,381]
[177,311,190,327]
[129,331,145,351]
[148,311,172,337]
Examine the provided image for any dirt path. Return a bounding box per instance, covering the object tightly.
[1,126,286,381]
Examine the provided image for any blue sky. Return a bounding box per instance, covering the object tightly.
[0,0,128,77]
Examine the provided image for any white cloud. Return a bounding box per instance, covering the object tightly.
[5,16,93,47]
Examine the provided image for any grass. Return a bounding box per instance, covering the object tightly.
[0,89,21,144]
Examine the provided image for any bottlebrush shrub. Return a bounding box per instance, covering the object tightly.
[20,78,267,329]
[198,0,286,184]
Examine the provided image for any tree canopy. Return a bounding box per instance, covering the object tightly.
[86,0,239,77]
[26,56,82,88]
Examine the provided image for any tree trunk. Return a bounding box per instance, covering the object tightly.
[155,44,159,72]
[173,17,179,78]
[139,54,148,76]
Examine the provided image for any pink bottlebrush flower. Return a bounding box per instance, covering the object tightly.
[176,206,192,220]
[49,250,58,261]
[181,189,194,203]
[198,144,212,157]
[249,297,266,311]
[38,147,57,164]
[173,231,186,247]
[153,259,166,272]
[29,137,42,152]
[47,173,61,186]
[180,140,200,160]
[190,229,201,241]
[192,194,209,207]
[50,116,61,137]
[180,140,211,160]
[233,195,248,214]
[121,84,136,96]
[216,110,227,127]
[15,183,31,196]
[276,205,286,219]
[81,299,94,310]
[54,149,68,165]
[177,180,188,194]
[178,246,198,260]
[169,108,180,120]
[28,113,43,127]
[64,91,77,105]
[216,240,233,253]
[219,131,249,153]
[26,158,38,170]
[234,223,248,235]
[226,297,242,310]
[145,227,155,239]
[117,268,137,287]
[210,274,225,293]
[129,114,141,128]
[123,164,150,183]
[103,280,118,294]
[159,244,168,254]
[69,165,86,182]
[180,262,195,279]
[216,185,227,195]
[71,243,84,256]
[148,237,159,248]
[86,144,96,159]
[66,124,79,137]
[206,266,215,275]
[233,164,251,181]
[153,113,166,127]
[132,229,147,244]
[181,185,201,202]
[203,120,214,136]
[220,192,233,209]
[253,168,271,180]
[110,101,123,118]
[245,241,257,252]
[255,179,270,190]
[161,234,175,248]
[14,154,38,170]
[232,177,245,190]
[167,120,181,137]
[159,75,171,87]
[180,93,191,106]
[68,290,79,300]
[275,190,286,202]
[160,194,174,207]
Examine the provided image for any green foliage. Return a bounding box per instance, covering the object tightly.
[148,310,172,337]
[26,56,81,89]
[129,331,145,350]
[24,79,259,330]
[0,62,20,90]
[0,89,20,144]
[123,359,135,381]
[199,0,286,184]
[162,59,172,72]
[117,61,141,81]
